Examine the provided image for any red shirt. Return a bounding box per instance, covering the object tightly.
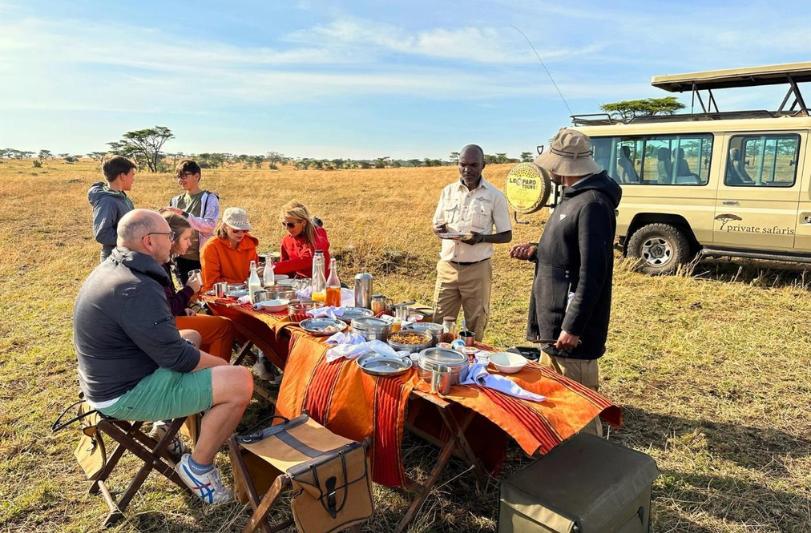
[275,226,331,278]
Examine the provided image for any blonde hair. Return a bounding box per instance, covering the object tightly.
[215,221,230,240]
[282,201,316,246]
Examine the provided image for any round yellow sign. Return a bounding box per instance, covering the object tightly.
[504,163,552,214]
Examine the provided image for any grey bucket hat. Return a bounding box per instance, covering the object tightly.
[534,128,601,176]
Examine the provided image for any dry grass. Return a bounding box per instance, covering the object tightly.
[0,159,809,532]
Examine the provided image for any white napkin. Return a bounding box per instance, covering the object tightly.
[253,301,287,311]
[306,306,345,319]
[237,295,251,305]
[461,363,546,403]
[296,286,312,301]
[326,331,366,346]
[325,339,401,363]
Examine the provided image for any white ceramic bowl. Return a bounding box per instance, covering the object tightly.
[490,352,528,374]
[273,274,290,281]
[257,298,290,313]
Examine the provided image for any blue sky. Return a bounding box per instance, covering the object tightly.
[2,0,811,159]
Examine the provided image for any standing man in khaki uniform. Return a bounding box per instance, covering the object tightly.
[432,144,512,341]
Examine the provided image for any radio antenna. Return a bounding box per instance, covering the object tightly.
[511,25,573,116]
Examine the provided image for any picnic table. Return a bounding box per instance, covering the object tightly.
[205,297,622,531]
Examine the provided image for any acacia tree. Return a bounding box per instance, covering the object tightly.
[600,97,685,122]
[108,126,174,172]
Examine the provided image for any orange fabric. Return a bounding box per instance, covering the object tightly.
[200,234,260,291]
[206,297,622,485]
[276,333,415,487]
[175,314,235,361]
[412,361,621,456]
[204,299,292,369]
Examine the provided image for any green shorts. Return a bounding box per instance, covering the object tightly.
[99,368,213,422]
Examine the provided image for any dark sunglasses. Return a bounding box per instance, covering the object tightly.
[282,221,300,229]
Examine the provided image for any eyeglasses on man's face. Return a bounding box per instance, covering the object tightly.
[177,172,197,180]
[147,231,176,241]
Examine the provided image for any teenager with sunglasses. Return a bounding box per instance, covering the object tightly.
[200,207,260,291]
[273,201,331,278]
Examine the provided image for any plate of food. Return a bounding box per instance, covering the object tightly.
[299,317,347,336]
[438,231,472,240]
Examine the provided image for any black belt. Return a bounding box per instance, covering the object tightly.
[448,258,490,266]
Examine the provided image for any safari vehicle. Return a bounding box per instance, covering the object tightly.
[571,62,811,274]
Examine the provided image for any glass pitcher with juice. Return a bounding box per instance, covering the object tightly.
[311,252,326,304]
[325,258,341,307]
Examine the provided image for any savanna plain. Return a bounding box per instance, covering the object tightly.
[0,159,809,532]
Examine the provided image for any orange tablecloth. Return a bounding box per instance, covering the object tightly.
[206,297,622,487]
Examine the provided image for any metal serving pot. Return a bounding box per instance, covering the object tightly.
[350,317,390,341]
[263,285,296,301]
[417,347,468,394]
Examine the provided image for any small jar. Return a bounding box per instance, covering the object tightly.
[440,316,457,343]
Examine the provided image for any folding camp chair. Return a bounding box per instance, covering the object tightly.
[228,414,373,533]
[89,416,192,527]
[52,397,199,527]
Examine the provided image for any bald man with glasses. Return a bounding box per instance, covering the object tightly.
[74,209,253,504]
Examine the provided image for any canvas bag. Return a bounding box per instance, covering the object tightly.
[234,414,374,533]
[52,398,107,480]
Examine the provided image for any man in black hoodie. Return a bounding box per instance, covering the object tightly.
[88,156,137,262]
[511,128,621,433]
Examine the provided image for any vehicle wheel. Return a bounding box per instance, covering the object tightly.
[626,223,691,275]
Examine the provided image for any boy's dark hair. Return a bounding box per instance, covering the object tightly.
[176,159,202,177]
[102,156,137,182]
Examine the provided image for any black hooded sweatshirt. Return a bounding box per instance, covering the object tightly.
[526,171,622,359]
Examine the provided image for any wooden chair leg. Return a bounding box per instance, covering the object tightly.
[233,340,254,366]
[244,476,290,533]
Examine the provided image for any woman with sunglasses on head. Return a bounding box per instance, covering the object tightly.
[200,207,260,291]
[273,201,331,278]
[162,212,235,361]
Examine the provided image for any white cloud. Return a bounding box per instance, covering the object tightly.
[289,17,606,64]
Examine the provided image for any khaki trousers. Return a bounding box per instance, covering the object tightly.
[432,259,492,341]
[540,353,603,436]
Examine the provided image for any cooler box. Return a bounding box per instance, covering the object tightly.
[499,433,659,533]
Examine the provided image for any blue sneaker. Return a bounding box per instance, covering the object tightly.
[175,454,233,504]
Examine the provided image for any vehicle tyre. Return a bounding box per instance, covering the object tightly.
[627,223,691,275]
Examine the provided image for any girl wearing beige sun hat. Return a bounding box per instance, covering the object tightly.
[200,207,260,291]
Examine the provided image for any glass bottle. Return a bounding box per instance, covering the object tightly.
[248,260,262,303]
[311,254,326,304]
[325,258,341,307]
[262,257,275,287]
[440,316,457,343]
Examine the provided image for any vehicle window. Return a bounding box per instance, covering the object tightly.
[591,134,712,185]
[725,134,799,187]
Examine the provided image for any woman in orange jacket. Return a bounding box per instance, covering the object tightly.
[200,207,260,292]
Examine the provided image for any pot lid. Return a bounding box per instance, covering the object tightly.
[351,317,389,329]
[419,347,466,367]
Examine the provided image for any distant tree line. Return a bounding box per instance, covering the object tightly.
[2,125,530,171]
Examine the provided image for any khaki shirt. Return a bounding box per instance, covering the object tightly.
[432,178,512,263]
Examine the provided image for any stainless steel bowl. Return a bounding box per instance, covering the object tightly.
[387,330,433,353]
[351,317,390,341]
[403,322,443,345]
